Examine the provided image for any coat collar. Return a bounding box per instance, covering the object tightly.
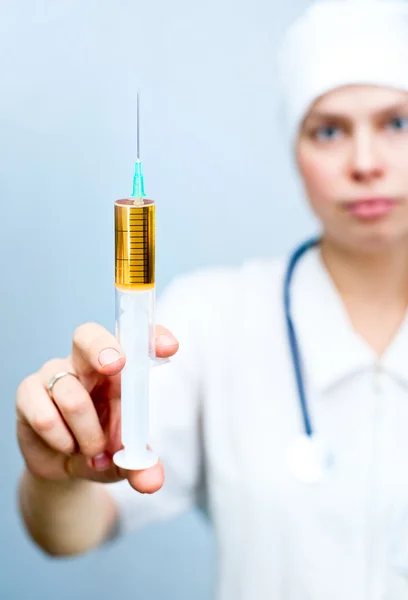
[290,246,408,394]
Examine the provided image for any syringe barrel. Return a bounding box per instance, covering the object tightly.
[115,287,155,462]
[113,198,158,470]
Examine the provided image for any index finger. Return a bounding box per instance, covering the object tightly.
[72,322,125,383]
[71,322,179,382]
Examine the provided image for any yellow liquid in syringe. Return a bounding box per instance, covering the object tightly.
[115,198,155,291]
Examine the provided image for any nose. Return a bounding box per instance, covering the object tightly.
[349,129,384,183]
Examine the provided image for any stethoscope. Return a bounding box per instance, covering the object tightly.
[284,237,334,483]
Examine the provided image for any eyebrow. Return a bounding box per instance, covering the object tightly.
[305,101,408,124]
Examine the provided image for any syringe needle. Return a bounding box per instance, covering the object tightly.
[132,91,145,203]
[137,91,140,161]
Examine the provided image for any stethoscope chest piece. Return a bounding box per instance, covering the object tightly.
[286,434,333,484]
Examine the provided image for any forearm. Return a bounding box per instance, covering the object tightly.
[18,469,118,557]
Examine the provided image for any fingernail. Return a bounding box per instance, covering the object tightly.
[99,348,121,367]
[156,334,178,347]
[92,452,111,470]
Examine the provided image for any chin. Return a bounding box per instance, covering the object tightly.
[341,223,408,254]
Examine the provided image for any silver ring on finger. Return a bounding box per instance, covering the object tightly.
[47,371,79,399]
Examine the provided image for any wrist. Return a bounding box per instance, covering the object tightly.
[23,468,87,493]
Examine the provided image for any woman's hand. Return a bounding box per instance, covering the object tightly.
[16,322,179,493]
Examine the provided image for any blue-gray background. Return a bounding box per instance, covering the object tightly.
[0,1,316,598]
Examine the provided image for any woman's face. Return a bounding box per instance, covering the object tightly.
[296,85,408,252]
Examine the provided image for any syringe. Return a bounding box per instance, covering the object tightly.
[113,93,164,470]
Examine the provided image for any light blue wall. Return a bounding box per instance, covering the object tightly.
[1,1,316,598]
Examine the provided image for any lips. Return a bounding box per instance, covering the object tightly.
[345,198,397,220]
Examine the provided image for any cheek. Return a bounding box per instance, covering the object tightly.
[388,148,408,187]
[298,152,340,212]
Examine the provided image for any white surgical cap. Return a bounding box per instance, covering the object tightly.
[277,0,408,144]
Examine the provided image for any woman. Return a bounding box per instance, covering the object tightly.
[16,1,408,598]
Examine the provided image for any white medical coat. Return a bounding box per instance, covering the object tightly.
[108,246,408,599]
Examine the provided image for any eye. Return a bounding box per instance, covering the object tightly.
[313,124,343,142]
[386,115,408,131]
